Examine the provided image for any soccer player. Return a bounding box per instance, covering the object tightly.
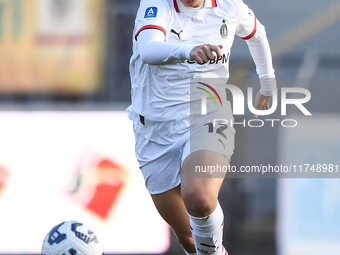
[127,0,276,255]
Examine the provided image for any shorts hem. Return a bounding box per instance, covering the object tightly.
[181,148,232,167]
[147,180,182,195]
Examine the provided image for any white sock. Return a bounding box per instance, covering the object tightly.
[188,201,225,255]
[184,250,197,255]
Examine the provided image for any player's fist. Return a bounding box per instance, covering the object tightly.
[190,44,223,64]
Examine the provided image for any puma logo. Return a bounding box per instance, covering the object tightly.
[171,29,183,39]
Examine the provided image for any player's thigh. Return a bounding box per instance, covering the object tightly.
[181,150,229,217]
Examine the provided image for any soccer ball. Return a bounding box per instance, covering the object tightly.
[41,220,104,255]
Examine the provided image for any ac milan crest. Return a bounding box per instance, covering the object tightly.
[220,19,228,39]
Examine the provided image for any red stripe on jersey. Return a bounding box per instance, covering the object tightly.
[241,14,257,40]
[212,0,217,7]
[173,0,180,12]
[135,25,167,40]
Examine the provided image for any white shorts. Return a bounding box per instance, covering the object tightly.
[134,115,235,194]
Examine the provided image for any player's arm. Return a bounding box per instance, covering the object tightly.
[236,2,276,118]
[135,0,221,65]
[133,0,191,64]
[248,32,276,118]
[136,28,194,64]
[137,29,223,65]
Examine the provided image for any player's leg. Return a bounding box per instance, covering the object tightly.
[135,132,196,254]
[181,150,229,255]
[151,185,196,254]
[181,150,227,216]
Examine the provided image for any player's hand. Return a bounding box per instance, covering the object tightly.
[253,91,272,119]
[190,44,223,64]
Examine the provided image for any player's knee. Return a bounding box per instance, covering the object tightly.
[183,191,215,216]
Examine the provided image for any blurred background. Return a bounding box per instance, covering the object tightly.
[0,0,340,254]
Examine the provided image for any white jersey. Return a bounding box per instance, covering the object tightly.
[128,0,270,144]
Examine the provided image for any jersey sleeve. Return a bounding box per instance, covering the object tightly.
[137,28,195,64]
[235,0,265,40]
[235,0,276,95]
[134,0,171,41]
[134,0,196,64]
